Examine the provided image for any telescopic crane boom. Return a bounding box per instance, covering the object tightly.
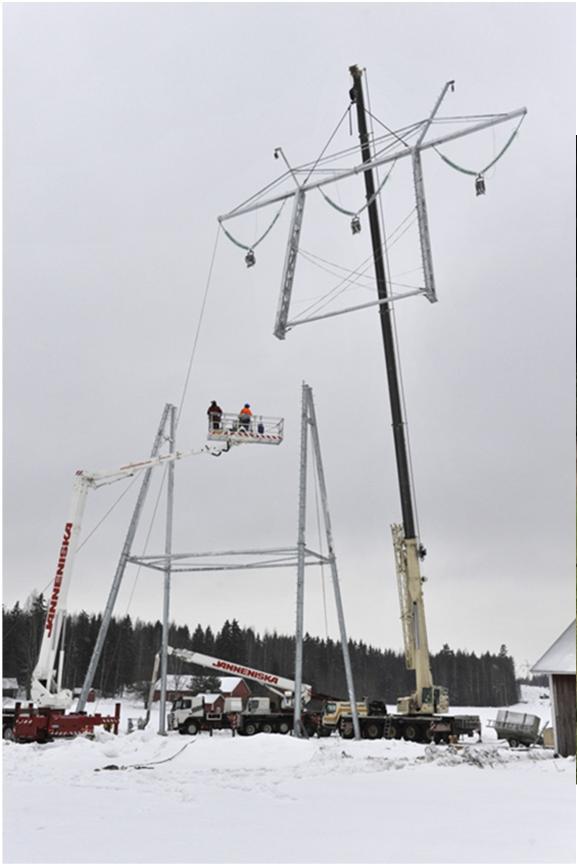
[32,443,230,709]
[143,646,313,730]
[349,65,447,716]
[148,646,313,704]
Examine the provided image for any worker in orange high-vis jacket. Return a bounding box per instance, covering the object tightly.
[239,403,252,432]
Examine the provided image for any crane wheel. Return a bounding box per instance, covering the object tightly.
[261,723,274,734]
[339,721,354,739]
[365,722,382,739]
[183,720,199,736]
[2,725,15,742]
[278,722,290,735]
[403,725,417,741]
[244,722,258,736]
[383,726,397,740]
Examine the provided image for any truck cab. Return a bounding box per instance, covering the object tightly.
[397,685,449,716]
[321,700,370,732]
[167,696,204,732]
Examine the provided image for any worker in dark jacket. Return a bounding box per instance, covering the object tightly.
[239,403,252,432]
[207,400,223,431]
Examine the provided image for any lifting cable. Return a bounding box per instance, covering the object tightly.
[175,225,221,430]
[220,105,352,254]
[314,117,424,222]
[223,119,422,227]
[292,206,419,323]
[54,229,222,568]
[298,248,376,287]
[76,476,140,553]
[364,105,415,150]
[291,252,376,322]
[226,167,295,220]
[301,104,352,186]
[126,224,222,615]
[294,119,424,176]
[28,202,223,635]
[295,90,427,321]
[299,249,421,295]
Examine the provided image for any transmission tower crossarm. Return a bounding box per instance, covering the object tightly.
[217,106,527,223]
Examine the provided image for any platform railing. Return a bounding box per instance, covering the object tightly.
[207,413,284,445]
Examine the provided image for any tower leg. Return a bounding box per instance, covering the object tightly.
[76,404,172,713]
[159,405,177,734]
[306,386,361,740]
[293,384,308,737]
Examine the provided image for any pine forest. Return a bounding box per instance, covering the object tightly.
[3,594,519,706]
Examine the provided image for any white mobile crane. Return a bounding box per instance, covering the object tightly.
[309,72,483,744]
[146,646,315,736]
[31,441,232,711]
[32,406,285,715]
[336,67,482,743]
[349,66,480,741]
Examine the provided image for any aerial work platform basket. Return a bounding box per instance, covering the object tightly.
[207,413,284,445]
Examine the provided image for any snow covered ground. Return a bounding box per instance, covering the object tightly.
[3,687,575,863]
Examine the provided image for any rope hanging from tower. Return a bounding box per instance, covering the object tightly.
[218,201,287,266]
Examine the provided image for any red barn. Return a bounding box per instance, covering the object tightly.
[152,675,252,704]
[216,677,251,703]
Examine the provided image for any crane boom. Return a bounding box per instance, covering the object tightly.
[349,66,441,715]
[166,647,313,702]
[31,442,230,708]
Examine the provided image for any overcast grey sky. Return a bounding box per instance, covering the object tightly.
[3,2,575,674]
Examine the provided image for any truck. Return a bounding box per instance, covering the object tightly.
[329,699,481,743]
[168,695,244,735]
[148,646,318,736]
[159,648,480,742]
